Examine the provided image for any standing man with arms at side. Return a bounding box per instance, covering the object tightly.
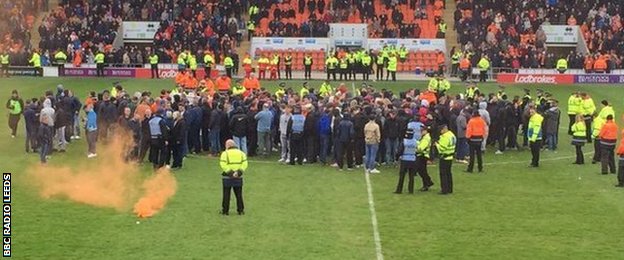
[477,55,490,82]
[149,110,170,170]
[0,50,9,77]
[149,51,159,79]
[29,49,42,77]
[54,49,67,76]
[527,108,544,167]
[395,128,417,194]
[287,106,305,165]
[436,124,456,195]
[303,53,313,80]
[284,52,293,80]
[567,92,581,135]
[599,115,618,175]
[6,90,24,138]
[466,110,486,173]
[95,50,106,77]
[220,139,248,215]
[615,131,624,187]
[255,103,274,156]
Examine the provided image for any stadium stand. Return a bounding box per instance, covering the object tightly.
[454,0,624,70]
[249,0,444,38]
[1,0,41,65]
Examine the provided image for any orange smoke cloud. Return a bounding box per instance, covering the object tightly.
[27,130,177,218]
[133,169,177,218]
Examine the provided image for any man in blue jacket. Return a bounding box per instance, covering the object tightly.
[254,103,274,156]
[318,107,332,164]
[335,112,355,171]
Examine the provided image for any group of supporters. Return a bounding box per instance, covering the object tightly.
[7,76,624,193]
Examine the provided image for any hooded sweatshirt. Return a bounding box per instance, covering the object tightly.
[40,99,55,127]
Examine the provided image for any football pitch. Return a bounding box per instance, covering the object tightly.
[3,77,624,259]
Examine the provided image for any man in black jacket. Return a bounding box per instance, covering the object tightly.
[171,111,187,170]
[304,105,319,163]
[229,107,249,154]
[352,107,367,168]
[148,110,170,170]
[97,90,117,143]
[384,110,400,165]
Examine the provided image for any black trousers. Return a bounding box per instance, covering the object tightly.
[506,125,518,148]
[349,64,356,80]
[276,63,281,79]
[584,117,592,142]
[417,155,433,187]
[479,70,487,82]
[396,160,416,193]
[340,68,348,80]
[362,65,370,80]
[172,143,184,168]
[188,125,201,154]
[285,65,292,79]
[498,127,507,151]
[290,137,304,165]
[574,144,584,164]
[327,69,336,81]
[304,65,312,79]
[601,144,616,174]
[8,114,20,136]
[226,68,232,78]
[530,140,541,166]
[593,138,601,163]
[222,181,244,214]
[354,138,365,165]
[1,64,8,77]
[58,64,64,76]
[96,64,104,77]
[138,136,150,163]
[26,129,38,152]
[336,141,354,169]
[389,71,396,81]
[460,69,469,81]
[439,159,453,193]
[151,64,159,78]
[567,114,575,135]
[376,64,384,80]
[149,138,167,169]
[306,135,318,163]
[467,139,483,172]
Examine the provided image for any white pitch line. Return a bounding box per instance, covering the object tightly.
[364,172,384,260]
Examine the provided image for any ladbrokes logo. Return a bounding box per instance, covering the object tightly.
[514,75,557,84]
[159,70,178,78]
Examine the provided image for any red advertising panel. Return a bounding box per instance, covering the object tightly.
[497,73,575,84]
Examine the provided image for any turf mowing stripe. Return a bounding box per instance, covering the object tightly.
[364,172,384,260]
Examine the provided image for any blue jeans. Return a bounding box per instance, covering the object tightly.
[456,138,469,160]
[40,142,49,163]
[319,134,330,163]
[234,136,247,154]
[365,144,379,170]
[545,133,557,150]
[385,138,399,163]
[209,129,221,154]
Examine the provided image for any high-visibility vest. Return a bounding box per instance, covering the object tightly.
[304,56,313,65]
[94,53,105,64]
[243,57,252,66]
[8,99,21,115]
[149,54,159,64]
[339,58,348,69]
[477,58,490,71]
[362,55,371,66]
[571,121,587,139]
[451,52,461,64]
[204,54,214,66]
[417,133,431,158]
[438,22,447,33]
[54,51,67,63]
[527,114,544,142]
[189,55,198,70]
[387,57,397,71]
[598,105,615,120]
[582,98,596,115]
[284,55,292,66]
[0,54,9,64]
[177,53,187,65]
[326,57,338,69]
[567,95,582,115]
[247,21,255,31]
[220,148,248,172]
[398,47,408,59]
[224,57,234,68]
[557,58,568,69]
[30,53,41,67]
[436,131,456,160]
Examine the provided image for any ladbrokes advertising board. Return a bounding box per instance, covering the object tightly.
[497,74,574,84]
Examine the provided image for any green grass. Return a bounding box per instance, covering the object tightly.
[2,77,624,259]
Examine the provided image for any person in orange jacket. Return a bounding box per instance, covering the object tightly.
[242,73,260,90]
[175,70,187,86]
[584,55,594,73]
[616,130,624,187]
[465,110,487,173]
[185,73,198,90]
[593,55,607,73]
[599,114,618,174]
[200,77,216,96]
[215,73,232,92]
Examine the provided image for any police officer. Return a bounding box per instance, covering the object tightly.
[339,56,349,81]
[0,50,9,77]
[416,126,434,191]
[395,128,418,194]
[287,106,306,165]
[556,56,568,74]
[29,49,42,77]
[149,51,159,79]
[436,124,456,194]
[477,55,490,82]
[599,115,618,175]
[375,50,385,81]
[54,49,67,76]
[387,53,397,81]
[246,20,255,41]
[203,51,214,78]
[361,51,372,81]
[304,53,313,80]
[95,51,105,77]
[325,55,338,81]
[284,52,293,80]
[220,139,248,215]
[148,110,170,170]
[527,108,544,167]
[224,55,234,78]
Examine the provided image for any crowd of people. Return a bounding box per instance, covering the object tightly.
[7,74,624,194]
[454,0,624,70]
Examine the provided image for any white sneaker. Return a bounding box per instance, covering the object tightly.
[87,153,96,158]
[303,158,307,163]
[11,135,15,138]
[330,163,338,167]
[75,136,81,140]
[278,158,284,163]
[165,165,171,169]
[365,169,370,174]
[285,159,290,164]
[355,164,362,168]
[495,150,503,155]
[370,169,381,174]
